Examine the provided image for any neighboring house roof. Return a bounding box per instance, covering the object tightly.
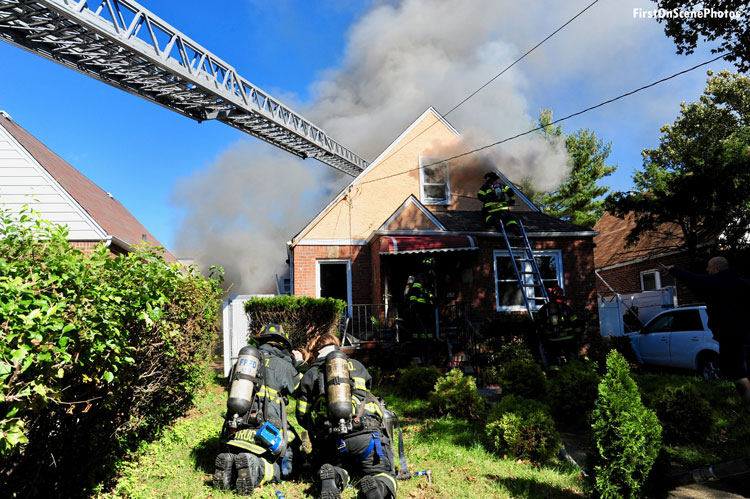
[0,112,175,260]
[593,211,683,269]
[432,210,595,236]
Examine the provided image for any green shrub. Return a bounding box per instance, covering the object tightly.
[0,207,223,497]
[495,340,535,366]
[479,365,502,386]
[652,384,714,444]
[485,395,560,462]
[548,360,601,426]
[244,295,346,348]
[591,351,662,499]
[428,369,486,421]
[396,365,441,398]
[585,334,639,372]
[498,359,547,401]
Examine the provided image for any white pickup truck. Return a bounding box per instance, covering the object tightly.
[625,306,721,380]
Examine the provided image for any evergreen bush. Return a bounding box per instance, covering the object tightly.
[498,359,548,401]
[495,339,535,366]
[396,365,441,398]
[548,360,601,427]
[590,351,662,499]
[485,395,560,462]
[0,207,223,497]
[244,295,347,348]
[428,369,486,421]
[652,384,714,444]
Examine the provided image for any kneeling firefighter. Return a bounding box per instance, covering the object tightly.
[295,333,401,499]
[214,324,302,495]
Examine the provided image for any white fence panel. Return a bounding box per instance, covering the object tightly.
[221,294,274,376]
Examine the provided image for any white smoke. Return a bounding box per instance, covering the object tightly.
[172,0,664,293]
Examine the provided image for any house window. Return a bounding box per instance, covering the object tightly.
[640,269,674,291]
[494,249,563,312]
[419,156,450,205]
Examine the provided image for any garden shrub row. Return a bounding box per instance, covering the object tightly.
[0,208,223,498]
[243,295,346,348]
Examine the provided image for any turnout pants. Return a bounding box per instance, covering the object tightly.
[319,430,398,498]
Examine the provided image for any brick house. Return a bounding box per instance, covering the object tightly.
[0,111,176,261]
[593,211,702,306]
[288,108,598,337]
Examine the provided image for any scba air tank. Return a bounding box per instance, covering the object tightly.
[227,345,262,417]
[325,351,352,429]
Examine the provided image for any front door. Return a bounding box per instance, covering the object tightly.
[317,261,351,312]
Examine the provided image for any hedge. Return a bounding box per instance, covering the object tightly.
[0,207,223,497]
[243,295,347,348]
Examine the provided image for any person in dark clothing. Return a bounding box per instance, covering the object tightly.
[660,257,750,413]
[477,171,518,234]
[214,324,303,495]
[296,333,397,499]
[403,257,438,339]
[536,286,584,366]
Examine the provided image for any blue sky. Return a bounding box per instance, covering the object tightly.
[0,0,739,292]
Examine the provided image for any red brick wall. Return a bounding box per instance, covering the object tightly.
[292,245,372,303]
[70,240,124,257]
[465,236,598,328]
[596,252,700,305]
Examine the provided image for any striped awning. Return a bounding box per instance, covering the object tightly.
[379,235,477,255]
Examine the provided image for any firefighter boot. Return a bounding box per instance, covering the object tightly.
[360,475,384,499]
[235,453,262,495]
[318,463,348,499]
[213,452,235,490]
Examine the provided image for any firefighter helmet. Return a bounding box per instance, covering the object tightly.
[483,171,500,181]
[257,323,292,351]
[548,286,565,299]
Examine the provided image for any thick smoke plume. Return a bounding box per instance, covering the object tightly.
[172,0,658,293]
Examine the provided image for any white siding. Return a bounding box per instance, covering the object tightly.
[0,128,106,240]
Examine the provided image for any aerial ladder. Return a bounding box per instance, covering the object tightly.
[0,0,367,176]
[498,217,551,368]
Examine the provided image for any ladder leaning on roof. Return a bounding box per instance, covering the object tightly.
[498,217,551,369]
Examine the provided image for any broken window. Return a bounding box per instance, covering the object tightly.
[419,156,450,205]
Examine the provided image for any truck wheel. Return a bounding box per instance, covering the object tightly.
[698,353,722,381]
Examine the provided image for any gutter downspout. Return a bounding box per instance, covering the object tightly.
[286,241,294,296]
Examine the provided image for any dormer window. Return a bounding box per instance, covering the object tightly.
[419,156,450,205]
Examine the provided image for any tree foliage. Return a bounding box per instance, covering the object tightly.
[654,0,750,72]
[590,351,662,499]
[522,109,617,228]
[0,206,224,497]
[606,70,750,263]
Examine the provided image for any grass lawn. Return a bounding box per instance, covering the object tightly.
[94,373,585,498]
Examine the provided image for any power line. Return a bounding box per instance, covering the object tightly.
[443,0,599,118]
[361,0,600,169]
[360,52,731,186]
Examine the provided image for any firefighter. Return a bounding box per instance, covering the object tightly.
[213,324,302,495]
[403,257,437,339]
[477,171,519,234]
[296,333,397,499]
[536,286,584,366]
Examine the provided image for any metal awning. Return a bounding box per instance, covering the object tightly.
[379,235,477,255]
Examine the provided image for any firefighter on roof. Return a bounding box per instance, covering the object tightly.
[477,171,519,234]
[213,324,302,495]
[296,333,398,499]
[403,257,438,339]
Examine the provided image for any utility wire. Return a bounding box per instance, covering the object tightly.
[443,0,599,118]
[361,0,600,170]
[360,51,731,186]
